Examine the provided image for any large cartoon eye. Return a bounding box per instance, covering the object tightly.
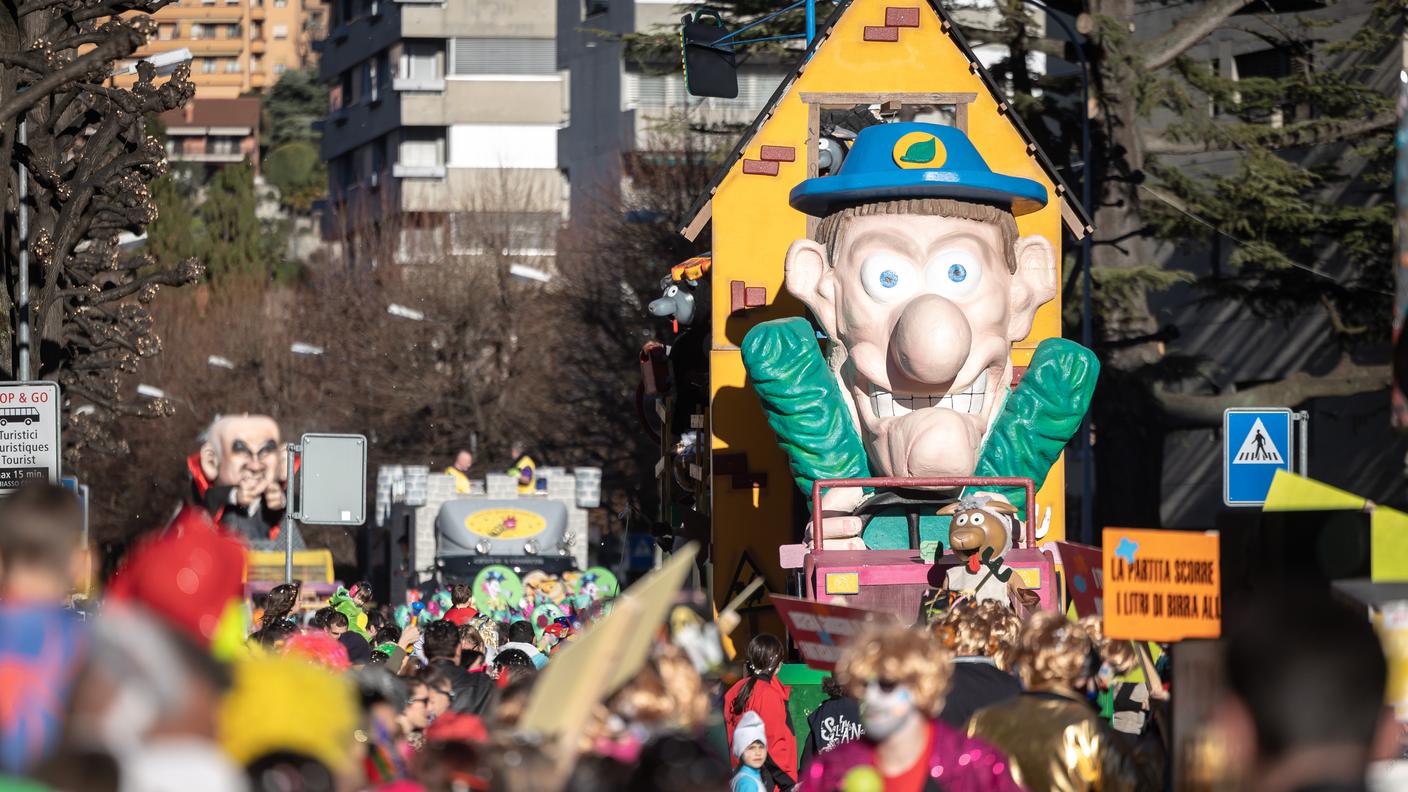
[926,249,984,300]
[969,512,986,526]
[665,285,679,297]
[953,514,968,527]
[860,254,920,304]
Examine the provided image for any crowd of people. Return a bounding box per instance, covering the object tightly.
[0,482,1400,792]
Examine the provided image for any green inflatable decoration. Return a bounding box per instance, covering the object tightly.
[472,565,523,616]
[740,317,869,497]
[742,318,1099,550]
[579,567,619,598]
[530,602,565,638]
[971,338,1100,515]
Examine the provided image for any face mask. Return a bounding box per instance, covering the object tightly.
[861,680,918,740]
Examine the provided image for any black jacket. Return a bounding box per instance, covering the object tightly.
[802,696,865,762]
[429,659,495,716]
[939,657,1021,729]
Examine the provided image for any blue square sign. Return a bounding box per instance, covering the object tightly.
[1224,408,1293,507]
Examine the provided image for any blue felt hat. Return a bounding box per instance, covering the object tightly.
[789,122,1048,218]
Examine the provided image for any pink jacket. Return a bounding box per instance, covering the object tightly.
[799,718,1025,792]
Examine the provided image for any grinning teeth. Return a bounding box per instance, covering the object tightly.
[869,375,990,418]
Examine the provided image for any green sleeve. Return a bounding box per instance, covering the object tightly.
[973,338,1100,516]
[741,318,870,505]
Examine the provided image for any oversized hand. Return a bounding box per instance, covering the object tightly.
[236,475,265,508]
[264,480,286,511]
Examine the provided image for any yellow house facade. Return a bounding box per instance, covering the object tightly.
[680,0,1093,615]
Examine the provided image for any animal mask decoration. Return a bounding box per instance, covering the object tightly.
[647,256,712,329]
[938,494,1019,572]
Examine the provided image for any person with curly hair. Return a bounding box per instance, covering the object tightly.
[967,612,1145,791]
[978,601,1021,672]
[1078,615,1147,735]
[936,603,1021,729]
[801,625,1022,792]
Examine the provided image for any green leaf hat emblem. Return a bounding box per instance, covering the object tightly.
[899,136,937,164]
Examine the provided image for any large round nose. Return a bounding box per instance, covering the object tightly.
[889,294,971,386]
[949,524,985,551]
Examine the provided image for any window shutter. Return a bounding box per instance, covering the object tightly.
[448,38,555,76]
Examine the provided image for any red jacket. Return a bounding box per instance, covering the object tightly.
[724,673,797,775]
[442,605,479,626]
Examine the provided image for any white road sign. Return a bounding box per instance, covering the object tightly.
[0,382,61,492]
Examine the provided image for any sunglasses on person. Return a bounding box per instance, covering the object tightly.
[410,696,430,706]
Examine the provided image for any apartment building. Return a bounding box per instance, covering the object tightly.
[558,0,792,221]
[115,0,326,98]
[555,1,1045,222]
[159,97,263,175]
[317,0,566,261]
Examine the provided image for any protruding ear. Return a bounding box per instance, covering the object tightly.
[988,502,1020,515]
[936,502,961,516]
[1007,234,1057,342]
[199,440,220,481]
[784,238,838,340]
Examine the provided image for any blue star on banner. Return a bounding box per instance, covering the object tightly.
[1115,538,1140,565]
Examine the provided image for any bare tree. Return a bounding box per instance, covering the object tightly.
[1,0,202,458]
[549,128,717,512]
[75,172,568,544]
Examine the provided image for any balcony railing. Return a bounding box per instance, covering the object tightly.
[392,76,445,92]
[392,163,445,178]
[171,151,246,163]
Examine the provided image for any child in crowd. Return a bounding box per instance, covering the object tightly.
[330,581,374,639]
[801,675,863,762]
[0,484,89,776]
[723,633,796,783]
[731,711,770,792]
[442,583,479,626]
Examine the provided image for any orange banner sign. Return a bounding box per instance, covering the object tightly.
[1103,528,1221,643]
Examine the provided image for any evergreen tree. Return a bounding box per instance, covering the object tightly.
[265,69,327,149]
[143,114,201,268]
[264,141,327,212]
[147,174,200,267]
[199,162,266,282]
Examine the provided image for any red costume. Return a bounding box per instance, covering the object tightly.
[724,673,798,776]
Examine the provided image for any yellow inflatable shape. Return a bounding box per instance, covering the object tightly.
[219,655,358,772]
[1262,470,1367,512]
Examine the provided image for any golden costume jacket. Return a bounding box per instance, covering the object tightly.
[967,688,1145,792]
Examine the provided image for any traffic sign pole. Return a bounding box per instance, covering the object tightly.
[1294,410,1310,476]
[79,483,90,594]
[284,442,299,583]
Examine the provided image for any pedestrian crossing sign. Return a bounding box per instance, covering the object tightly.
[1224,408,1293,507]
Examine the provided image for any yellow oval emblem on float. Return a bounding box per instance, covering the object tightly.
[892,131,946,170]
[465,509,546,540]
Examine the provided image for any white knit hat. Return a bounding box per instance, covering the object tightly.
[732,710,767,758]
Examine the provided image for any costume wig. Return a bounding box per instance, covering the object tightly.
[1078,615,1136,675]
[836,625,953,718]
[1014,611,1096,690]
